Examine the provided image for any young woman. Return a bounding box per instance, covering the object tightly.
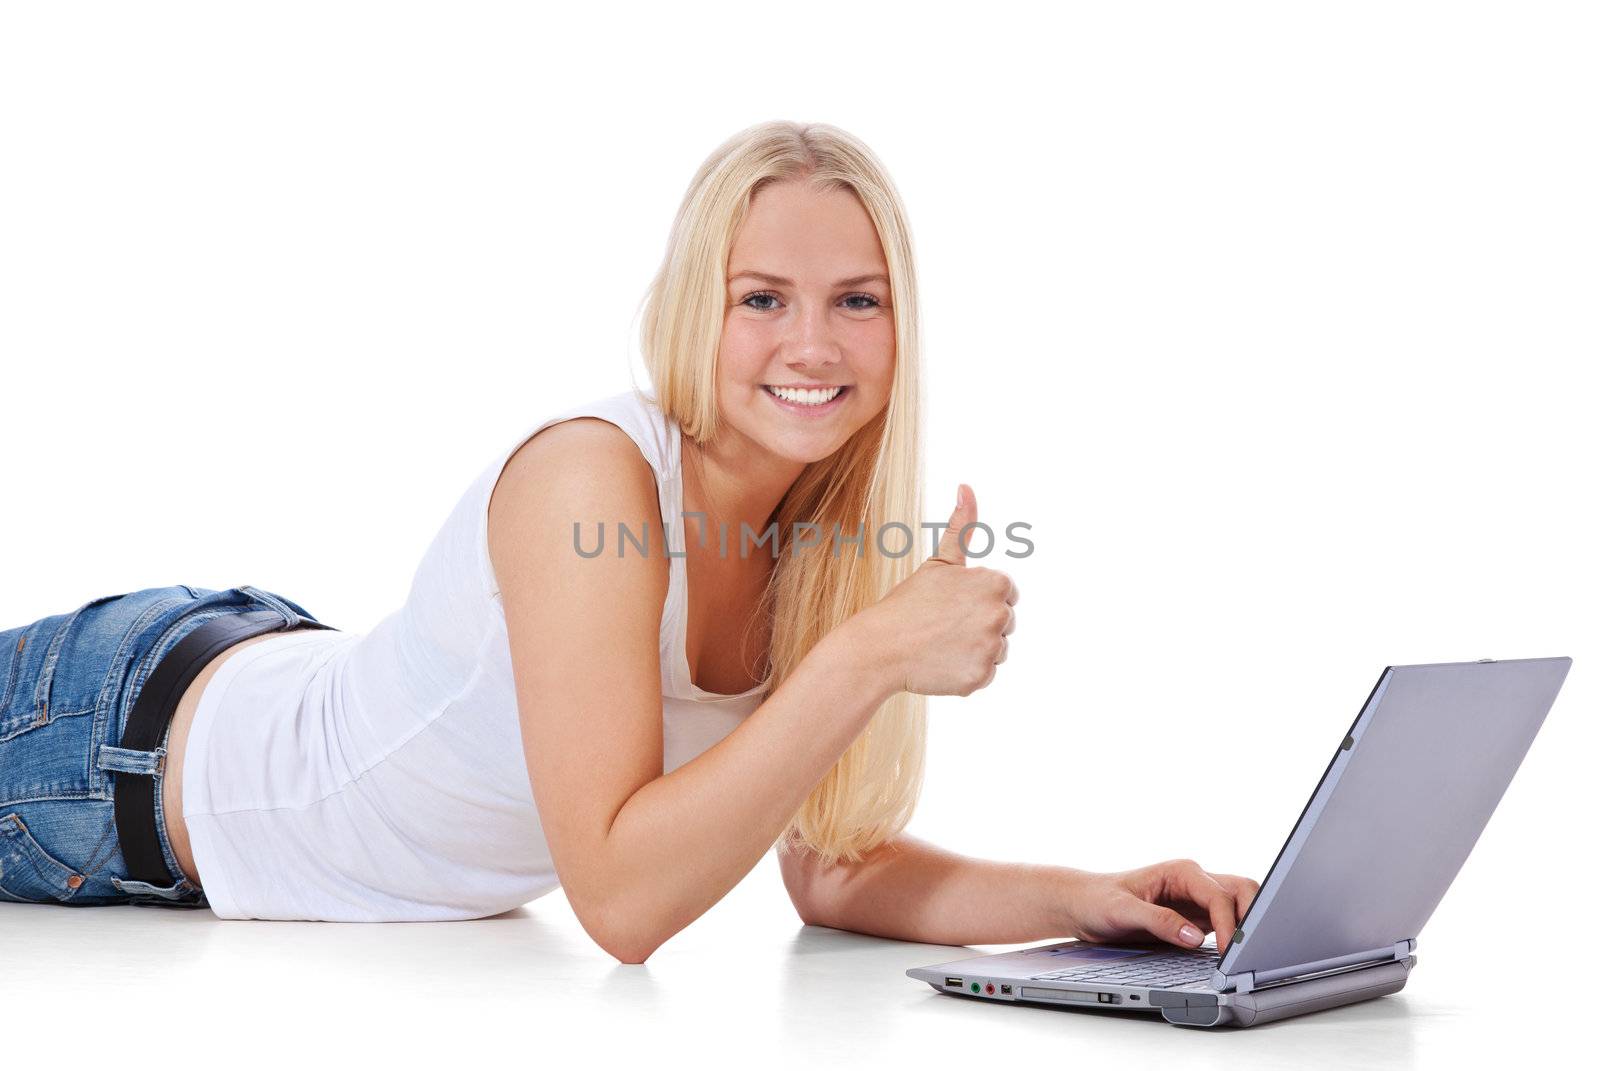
[0,120,1257,962]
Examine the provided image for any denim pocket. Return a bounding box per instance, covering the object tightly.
[0,812,84,903]
[0,615,72,742]
[38,588,194,729]
[0,588,194,805]
[0,591,148,741]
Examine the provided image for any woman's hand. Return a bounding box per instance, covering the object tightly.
[1052,859,1262,956]
[860,484,1018,697]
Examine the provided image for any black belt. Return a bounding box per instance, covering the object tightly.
[113,607,334,890]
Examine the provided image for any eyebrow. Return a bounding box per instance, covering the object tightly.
[727,270,889,288]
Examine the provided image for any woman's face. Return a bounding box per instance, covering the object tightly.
[715,179,895,465]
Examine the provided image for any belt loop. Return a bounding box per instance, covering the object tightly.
[111,876,201,902]
[97,744,165,775]
[236,585,300,628]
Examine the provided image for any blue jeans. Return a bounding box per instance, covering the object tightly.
[0,584,329,907]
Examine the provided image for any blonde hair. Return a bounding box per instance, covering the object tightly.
[634,119,927,866]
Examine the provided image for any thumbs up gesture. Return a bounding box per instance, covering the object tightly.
[859,484,1019,697]
[931,483,980,566]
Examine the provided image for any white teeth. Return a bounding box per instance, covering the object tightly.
[765,385,844,405]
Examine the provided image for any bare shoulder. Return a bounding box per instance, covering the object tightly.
[487,417,663,585]
[491,417,656,519]
[483,413,665,646]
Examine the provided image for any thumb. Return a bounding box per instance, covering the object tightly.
[1117,896,1207,950]
[931,483,976,565]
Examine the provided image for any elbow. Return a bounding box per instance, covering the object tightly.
[780,857,837,930]
[790,890,833,930]
[598,924,661,965]
[589,915,665,966]
[570,889,668,965]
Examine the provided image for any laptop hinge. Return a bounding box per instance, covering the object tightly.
[1216,938,1416,994]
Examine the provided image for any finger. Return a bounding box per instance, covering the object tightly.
[1109,895,1206,950]
[1001,606,1015,636]
[994,635,1008,665]
[1156,897,1214,934]
[1214,875,1260,924]
[930,484,976,566]
[1168,863,1238,954]
[1004,574,1019,606]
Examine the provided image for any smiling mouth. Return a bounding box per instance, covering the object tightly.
[762,384,849,407]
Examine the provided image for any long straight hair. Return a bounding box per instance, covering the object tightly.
[635,120,927,866]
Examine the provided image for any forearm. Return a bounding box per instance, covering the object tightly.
[593,613,899,958]
[790,832,1078,946]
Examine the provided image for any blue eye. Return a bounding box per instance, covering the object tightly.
[739,291,883,311]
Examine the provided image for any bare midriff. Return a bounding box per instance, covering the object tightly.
[160,631,286,888]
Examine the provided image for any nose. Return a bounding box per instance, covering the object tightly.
[781,300,843,371]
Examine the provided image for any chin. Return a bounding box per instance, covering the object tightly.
[756,430,847,466]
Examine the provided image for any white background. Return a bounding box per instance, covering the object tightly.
[2,2,1596,1067]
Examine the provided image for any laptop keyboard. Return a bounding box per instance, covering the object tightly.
[1030,950,1221,989]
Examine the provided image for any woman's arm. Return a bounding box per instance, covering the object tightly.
[779,832,1261,955]
[490,420,903,963]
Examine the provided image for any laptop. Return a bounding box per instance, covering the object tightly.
[907,656,1572,1028]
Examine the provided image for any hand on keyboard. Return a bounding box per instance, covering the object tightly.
[1048,858,1260,957]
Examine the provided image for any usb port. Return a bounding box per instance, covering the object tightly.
[945,977,962,988]
[1000,984,1012,995]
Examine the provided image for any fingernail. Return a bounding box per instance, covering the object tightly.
[1179,925,1203,945]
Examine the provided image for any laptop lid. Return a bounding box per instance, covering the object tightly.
[1218,657,1571,982]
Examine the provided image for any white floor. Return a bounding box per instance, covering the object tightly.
[1,851,1556,1069]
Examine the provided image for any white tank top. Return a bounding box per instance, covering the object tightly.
[181,389,767,921]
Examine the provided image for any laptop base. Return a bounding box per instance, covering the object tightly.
[1150,955,1414,1027]
[912,955,1415,1028]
